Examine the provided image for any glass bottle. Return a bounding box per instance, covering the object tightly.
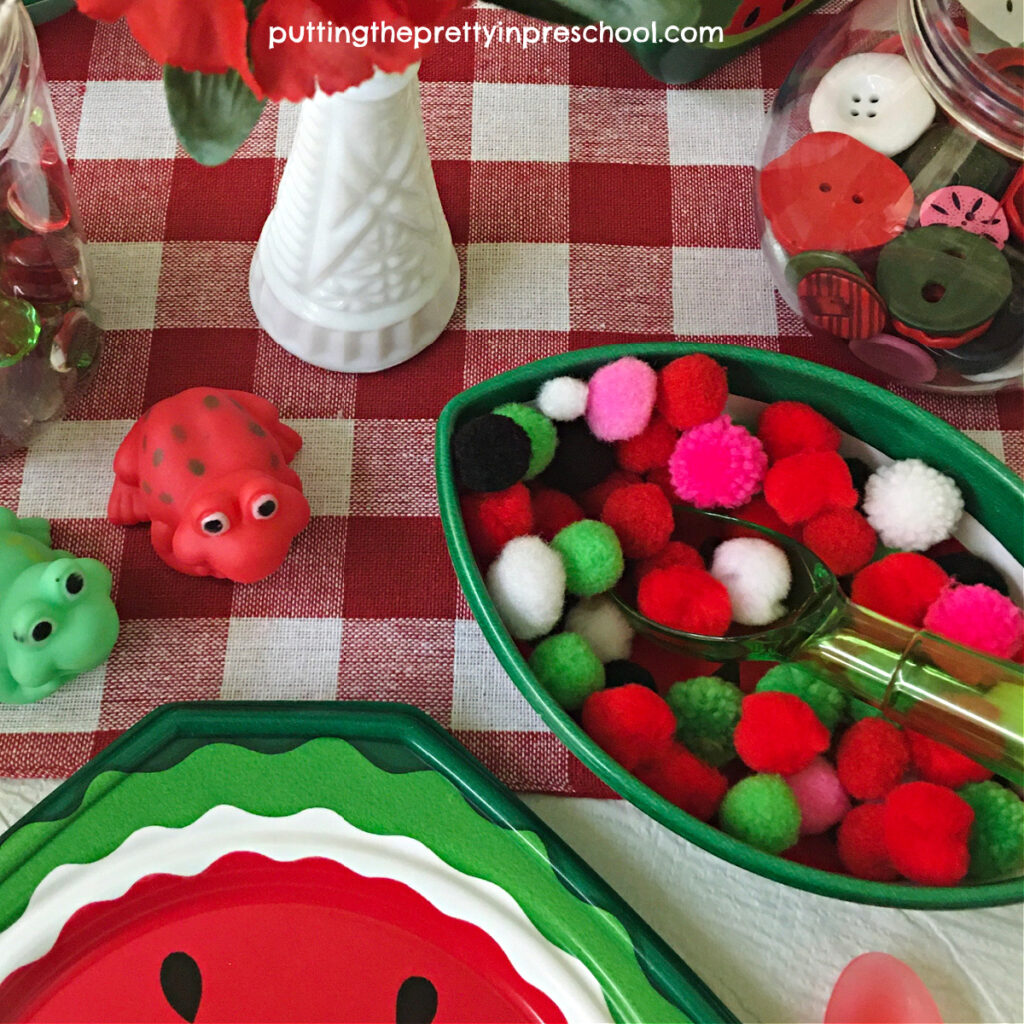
[0,0,101,454]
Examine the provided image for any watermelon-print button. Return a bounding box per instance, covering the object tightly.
[784,250,866,288]
[809,54,936,157]
[797,268,888,340]
[875,225,1012,333]
[849,333,939,384]
[759,132,914,255]
[920,186,1009,248]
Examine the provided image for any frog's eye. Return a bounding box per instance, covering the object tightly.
[29,620,54,644]
[64,572,84,598]
[252,494,278,520]
[200,512,230,535]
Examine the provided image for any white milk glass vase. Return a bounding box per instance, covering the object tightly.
[249,63,460,372]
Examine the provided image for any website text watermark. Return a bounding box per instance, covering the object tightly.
[267,21,726,51]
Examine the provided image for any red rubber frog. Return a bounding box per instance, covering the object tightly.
[108,388,310,583]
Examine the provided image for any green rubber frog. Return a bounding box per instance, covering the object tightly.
[0,507,119,704]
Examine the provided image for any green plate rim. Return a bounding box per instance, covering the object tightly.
[0,700,737,1024]
[435,341,1024,911]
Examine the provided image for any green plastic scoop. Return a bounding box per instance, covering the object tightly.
[613,506,1024,788]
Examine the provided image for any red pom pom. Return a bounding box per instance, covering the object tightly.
[645,464,677,505]
[530,487,584,542]
[763,451,858,526]
[723,496,795,540]
[883,781,973,886]
[601,482,674,559]
[581,684,677,773]
[635,540,704,580]
[838,803,899,881]
[850,552,949,628]
[757,401,842,463]
[616,413,678,473]
[637,565,732,635]
[734,691,830,774]
[578,469,640,519]
[460,484,533,562]
[785,833,845,874]
[905,730,992,788]
[801,507,878,576]
[656,354,728,431]
[836,717,909,800]
[635,743,728,821]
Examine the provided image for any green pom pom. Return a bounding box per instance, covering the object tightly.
[494,403,558,480]
[529,632,605,710]
[666,676,741,766]
[719,774,801,854]
[755,662,847,731]
[960,780,1024,881]
[550,520,624,597]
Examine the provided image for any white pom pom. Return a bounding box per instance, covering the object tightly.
[863,458,964,551]
[486,536,565,640]
[565,595,634,662]
[537,376,588,421]
[710,538,792,627]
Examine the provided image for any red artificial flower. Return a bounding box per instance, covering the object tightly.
[78,0,468,102]
[76,0,260,93]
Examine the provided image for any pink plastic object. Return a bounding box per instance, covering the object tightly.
[919,186,1009,249]
[824,952,943,1024]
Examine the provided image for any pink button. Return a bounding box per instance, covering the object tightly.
[919,186,1009,248]
[849,333,939,384]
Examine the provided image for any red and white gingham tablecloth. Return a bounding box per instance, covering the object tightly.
[2,0,1020,795]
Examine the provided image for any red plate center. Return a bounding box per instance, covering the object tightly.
[0,851,570,1024]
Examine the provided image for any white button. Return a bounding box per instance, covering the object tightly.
[808,53,937,157]
[961,0,1024,46]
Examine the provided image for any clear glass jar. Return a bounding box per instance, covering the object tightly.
[755,0,1023,394]
[0,0,101,454]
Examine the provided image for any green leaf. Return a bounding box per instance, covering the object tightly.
[163,66,266,166]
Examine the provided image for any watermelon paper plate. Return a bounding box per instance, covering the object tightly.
[0,702,736,1024]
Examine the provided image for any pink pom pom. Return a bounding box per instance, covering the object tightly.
[586,357,658,442]
[786,756,851,835]
[923,583,1024,659]
[669,415,767,509]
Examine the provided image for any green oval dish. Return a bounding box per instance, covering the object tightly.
[435,341,1024,910]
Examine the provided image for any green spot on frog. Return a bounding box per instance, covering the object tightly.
[203,395,220,409]
[171,424,187,442]
[159,492,173,504]
[188,459,205,476]
[153,449,163,467]
[248,421,266,437]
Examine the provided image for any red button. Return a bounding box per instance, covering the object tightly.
[891,317,993,350]
[1002,166,1024,242]
[759,132,914,254]
[797,267,888,340]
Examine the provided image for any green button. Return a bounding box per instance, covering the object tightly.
[785,250,866,288]
[876,226,1012,334]
[897,124,1017,202]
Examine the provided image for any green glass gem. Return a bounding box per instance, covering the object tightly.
[0,295,40,367]
[29,107,44,127]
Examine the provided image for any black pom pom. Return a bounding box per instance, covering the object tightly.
[453,414,531,492]
[934,551,1010,596]
[844,457,872,503]
[699,536,722,565]
[604,659,657,691]
[540,420,616,494]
